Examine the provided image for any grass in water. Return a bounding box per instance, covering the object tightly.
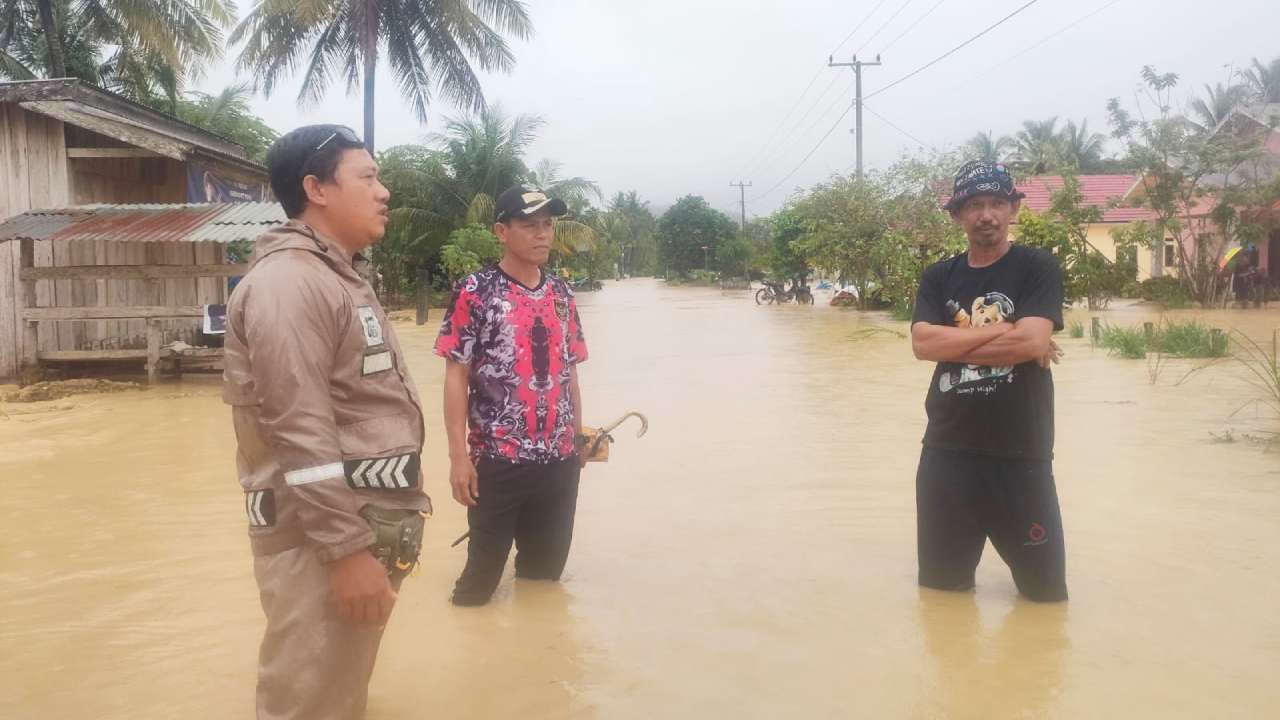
[1067,320,1084,339]
[1099,319,1229,360]
[1150,320,1228,358]
[1099,324,1148,358]
[1231,329,1280,417]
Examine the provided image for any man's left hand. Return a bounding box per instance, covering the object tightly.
[1039,339,1065,368]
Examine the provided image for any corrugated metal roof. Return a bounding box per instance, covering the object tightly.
[0,203,286,244]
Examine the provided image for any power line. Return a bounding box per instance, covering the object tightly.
[831,0,893,57]
[982,0,1122,73]
[739,70,827,177]
[744,73,845,177]
[750,0,1043,205]
[880,0,949,54]
[751,75,856,179]
[749,104,855,203]
[853,0,918,57]
[738,0,894,177]
[865,0,1044,102]
[863,103,934,149]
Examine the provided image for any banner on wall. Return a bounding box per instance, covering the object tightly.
[186,163,267,203]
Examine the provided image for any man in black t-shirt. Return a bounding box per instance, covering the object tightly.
[910,161,1068,602]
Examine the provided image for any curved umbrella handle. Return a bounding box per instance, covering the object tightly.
[599,411,649,438]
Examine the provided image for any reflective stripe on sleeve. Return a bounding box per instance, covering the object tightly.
[284,462,346,486]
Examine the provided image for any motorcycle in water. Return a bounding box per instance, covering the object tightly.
[755,279,814,305]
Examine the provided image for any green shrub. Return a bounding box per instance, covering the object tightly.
[439,224,502,283]
[891,303,914,321]
[1138,276,1191,308]
[1067,321,1084,339]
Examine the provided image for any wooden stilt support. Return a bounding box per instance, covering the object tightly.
[146,319,162,384]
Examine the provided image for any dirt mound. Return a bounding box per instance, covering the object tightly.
[2,379,143,403]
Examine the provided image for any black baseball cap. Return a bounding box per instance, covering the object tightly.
[495,185,568,223]
[943,160,1025,212]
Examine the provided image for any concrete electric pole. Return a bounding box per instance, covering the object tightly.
[729,180,752,231]
[828,54,882,180]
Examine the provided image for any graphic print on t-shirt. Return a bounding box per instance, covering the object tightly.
[939,291,1016,395]
[433,266,588,464]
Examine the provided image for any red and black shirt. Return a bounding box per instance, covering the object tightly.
[435,266,588,464]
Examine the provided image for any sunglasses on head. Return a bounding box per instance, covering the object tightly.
[314,126,362,152]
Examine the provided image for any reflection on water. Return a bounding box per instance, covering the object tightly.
[1,279,1278,719]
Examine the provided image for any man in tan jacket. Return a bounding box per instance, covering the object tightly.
[223,125,431,720]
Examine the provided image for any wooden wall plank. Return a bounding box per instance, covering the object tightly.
[0,240,14,374]
[0,106,17,375]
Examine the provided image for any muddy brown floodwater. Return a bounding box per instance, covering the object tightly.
[2,278,1278,719]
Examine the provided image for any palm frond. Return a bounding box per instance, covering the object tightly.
[552,219,598,255]
[384,0,433,122]
[0,48,36,80]
[468,0,533,39]
[465,193,495,225]
[296,12,348,106]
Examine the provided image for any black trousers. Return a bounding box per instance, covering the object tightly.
[916,446,1068,602]
[451,456,581,606]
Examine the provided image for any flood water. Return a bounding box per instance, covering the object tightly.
[2,278,1278,719]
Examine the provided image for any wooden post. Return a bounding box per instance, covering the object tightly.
[18,239,39,377]
[1091,317,1101,344]
[1143,322,1154,340]
[415,266,430,326]
[1211,328,1226,356]
[146,318,161,384]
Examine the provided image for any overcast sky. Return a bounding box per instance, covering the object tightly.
[199,0,1280,218]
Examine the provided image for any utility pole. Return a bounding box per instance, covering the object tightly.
[729,181,752,231]
[828,54,882,180]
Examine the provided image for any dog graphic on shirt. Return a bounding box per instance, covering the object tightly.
[939,292,1016,394]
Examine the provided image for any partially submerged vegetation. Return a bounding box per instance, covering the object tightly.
[1096,320,1229,359]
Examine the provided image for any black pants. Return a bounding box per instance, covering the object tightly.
[916,446,1068,602]
[451,456,581,606]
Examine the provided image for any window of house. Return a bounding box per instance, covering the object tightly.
[1164,240,1177,268]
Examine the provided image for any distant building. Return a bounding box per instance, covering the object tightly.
[1014,174,1157,279]
[0,79,271,380]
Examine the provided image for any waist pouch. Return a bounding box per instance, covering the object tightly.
[359,505,426,582]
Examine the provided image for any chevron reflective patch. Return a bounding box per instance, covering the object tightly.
[344,453,420,490]
[245,489,276,528]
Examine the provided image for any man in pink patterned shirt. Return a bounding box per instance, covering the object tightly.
[435,185,589,606]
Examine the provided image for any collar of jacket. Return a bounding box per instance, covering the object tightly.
[250,220,367,280]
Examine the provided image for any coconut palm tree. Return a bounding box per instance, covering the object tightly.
[1189,82,1248,132]
[1013,117,1061,174]
[1239,56,1280,104]
[528,159,603,212]
[1057,119,1108,172]
[0,0,101,81]
[430,105,544,212]
[232,0,532,153]
[964,130,1013,163]
[175,84,280,161]
[2,0,232,110]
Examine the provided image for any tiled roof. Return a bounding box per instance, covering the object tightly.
[1014,175,1155,223]
[0,203,285,244]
